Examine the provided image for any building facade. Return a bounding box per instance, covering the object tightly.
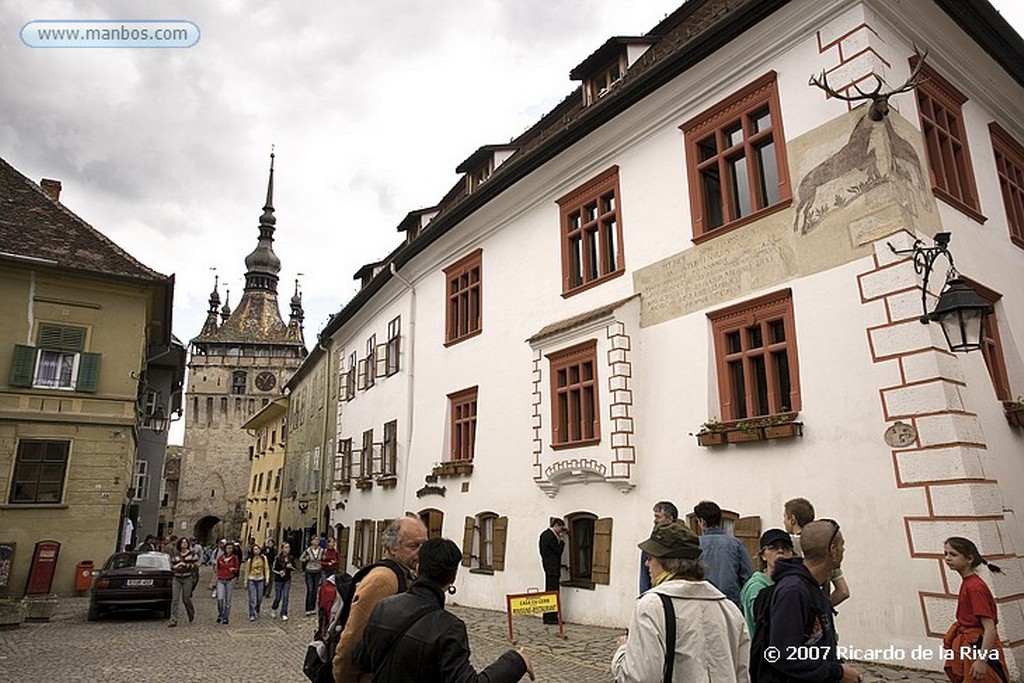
[176,155,307,544]
[277,342,338,560]
[0,157,178,596]
[317,0,1024,676]
[240,396,288,548]
[132,336,186,543]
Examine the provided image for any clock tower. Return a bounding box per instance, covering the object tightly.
[176,153,307,543]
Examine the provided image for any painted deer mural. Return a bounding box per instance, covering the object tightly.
[794,48,929,235]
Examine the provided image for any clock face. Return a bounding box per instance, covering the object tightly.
[255,371,276,392]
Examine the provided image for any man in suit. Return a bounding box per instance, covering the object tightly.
[538,518,566,625]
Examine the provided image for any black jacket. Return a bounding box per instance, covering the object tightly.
[538,528,563,576]
[767,557,842,682]
[355,579,527,683]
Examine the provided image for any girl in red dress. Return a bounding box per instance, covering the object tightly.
[942,537,1007,683]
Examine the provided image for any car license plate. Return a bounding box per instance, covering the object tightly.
[126,579,153,586]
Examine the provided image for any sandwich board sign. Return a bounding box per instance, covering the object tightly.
[505,589,565,640]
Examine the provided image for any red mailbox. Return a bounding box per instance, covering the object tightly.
[75,560,94,591]
[25,540,61,595]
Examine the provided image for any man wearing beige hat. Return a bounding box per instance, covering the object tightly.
[611,521,749,682]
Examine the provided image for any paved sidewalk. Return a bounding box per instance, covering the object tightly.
[0,568,950,682]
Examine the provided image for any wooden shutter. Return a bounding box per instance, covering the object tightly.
[338,525,350,572]
[374,520,387,563]
[734,516,762,566]
[352,521,364,567]
[37,324,85,351]
[591,517,613,585]
[461,516,475,567]
[357,359,368,390]
[492,516,508,572]
[76,352,101,392]
[10,345,36,387]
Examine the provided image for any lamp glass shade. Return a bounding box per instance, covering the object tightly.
[931,278,992,353]
[148,405,168,434]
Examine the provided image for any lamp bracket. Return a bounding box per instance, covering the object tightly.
[887,233,958,324]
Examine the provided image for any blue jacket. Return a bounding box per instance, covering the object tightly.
[699,527,753,608]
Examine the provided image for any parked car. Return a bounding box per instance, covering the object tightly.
[87,551,172,621]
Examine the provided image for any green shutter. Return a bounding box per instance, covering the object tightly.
[76,352,101,392]
[10,345,37,387]
[36,324,86,352]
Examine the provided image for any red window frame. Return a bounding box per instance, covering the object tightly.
[448,387,478,462]
[990,122,1024,250]
[914,61,983,222]
[965,279,1012,402]
[557,167,625,296]
[444,249,483,345]
[681,72,791,241]
[707,290,801,421]
[547,340,600,448]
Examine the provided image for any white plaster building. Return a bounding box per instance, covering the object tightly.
[320,0,1024,675]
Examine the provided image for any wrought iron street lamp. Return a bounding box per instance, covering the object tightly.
[148,405,169,435]
[888,232,992,353]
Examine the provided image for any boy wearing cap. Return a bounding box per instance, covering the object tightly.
[739,529,794,636]
[612,521,749,682]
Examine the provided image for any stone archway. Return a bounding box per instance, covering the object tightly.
[194,515,221,545]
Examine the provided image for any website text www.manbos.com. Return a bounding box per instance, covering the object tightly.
[21,21,200,48]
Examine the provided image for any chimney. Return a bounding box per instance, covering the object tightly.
[40,178,62,202]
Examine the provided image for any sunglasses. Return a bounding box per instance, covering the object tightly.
[820,518,840,548]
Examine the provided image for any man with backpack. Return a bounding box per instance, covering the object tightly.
[332,515,428,683]
[753,520,861,683]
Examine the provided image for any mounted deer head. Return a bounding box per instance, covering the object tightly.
[809,46,928,121]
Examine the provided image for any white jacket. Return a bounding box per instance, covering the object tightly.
[611,578,750,683]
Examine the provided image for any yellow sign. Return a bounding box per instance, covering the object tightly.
[508,592,558,615]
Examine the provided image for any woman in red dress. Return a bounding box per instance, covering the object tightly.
[942,537,1007,682]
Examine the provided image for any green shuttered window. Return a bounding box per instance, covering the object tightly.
[8,324,100,392]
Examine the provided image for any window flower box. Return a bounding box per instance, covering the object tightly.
[696,415,801,446]
[334,482,351,494]
[376,474,398,488]
[354,477,373,491]
[433,461,474,478]
[726,427,764,443]
[764,421,803,440]
[693,419,727,447]
[697,431,727,447]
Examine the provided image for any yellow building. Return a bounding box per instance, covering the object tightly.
[0,157,177,597]
[240,396,288,546]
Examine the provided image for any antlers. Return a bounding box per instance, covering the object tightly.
[809,46,928,121]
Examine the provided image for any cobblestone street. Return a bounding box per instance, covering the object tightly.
[0,567,950,682]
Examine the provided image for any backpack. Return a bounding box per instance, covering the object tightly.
[302,560,408,683]
[748,583,786,683]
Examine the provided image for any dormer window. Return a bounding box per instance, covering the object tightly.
[570,36,655,106]
[469,159,494,192]
[588,58,624,104]
[397,207,438,244]
[456,145,519,194]
[354,261,385,290]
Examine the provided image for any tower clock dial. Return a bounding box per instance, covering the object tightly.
[255,371,276,392]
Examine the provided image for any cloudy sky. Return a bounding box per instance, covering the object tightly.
[2,1,1022,445]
